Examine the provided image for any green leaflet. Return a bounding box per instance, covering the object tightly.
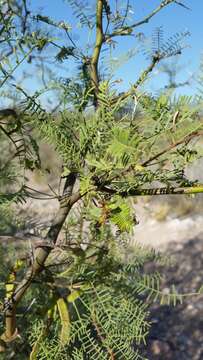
[80,175,96,195]
[86,155,114,171]
[5,259,24,300]
[107,127,140,165]
[57,298,71,346]
[30,328,44,360]
[109,197,135,232]
[67,290,82,303]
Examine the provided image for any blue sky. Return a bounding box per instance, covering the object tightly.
[31,0,203,96]
[3,0,203,106]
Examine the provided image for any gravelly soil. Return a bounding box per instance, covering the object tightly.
[142,236,203,360]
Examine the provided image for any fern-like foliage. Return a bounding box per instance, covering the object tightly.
[0,76,202,360]
[65,0,95,29]
[26,246,152,359]
[10,79,203,211]
[22,235,203,360]
[143,28,190,60]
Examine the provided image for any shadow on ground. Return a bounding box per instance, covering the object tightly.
[143,236,203,360]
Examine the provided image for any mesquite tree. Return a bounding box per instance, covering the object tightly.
[0,1,203,359]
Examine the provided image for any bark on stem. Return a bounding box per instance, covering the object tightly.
[90,0,104,107]
[3,173,80,340]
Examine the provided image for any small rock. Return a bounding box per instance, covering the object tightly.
[150,340,171,355]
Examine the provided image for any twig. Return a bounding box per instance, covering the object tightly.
[106,0,177,40]
[142,130,203,166]
[111,55,160,104]
[92,313,115,360]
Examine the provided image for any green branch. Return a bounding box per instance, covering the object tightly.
[99,184,203,197]
[142,130,203,167]
[111,55,160,104]
[106,0,177,40]
[90,0,104,107]
[0,47,35,88]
